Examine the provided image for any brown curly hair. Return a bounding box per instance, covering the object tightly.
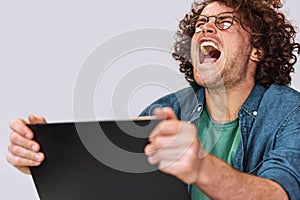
[172,0,300,87]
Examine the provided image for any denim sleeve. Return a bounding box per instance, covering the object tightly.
[139,93,182,118]
[257,106,300,200]
[139,100,165,117]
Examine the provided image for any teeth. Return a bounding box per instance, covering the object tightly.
[200,41,219,55]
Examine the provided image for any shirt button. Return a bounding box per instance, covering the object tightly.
[253,111,258,116]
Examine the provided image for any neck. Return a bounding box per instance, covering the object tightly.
[205,81,254,123]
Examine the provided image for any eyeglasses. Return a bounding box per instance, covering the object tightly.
[192,11,240,33]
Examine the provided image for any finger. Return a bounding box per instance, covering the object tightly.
[146,135,200,171]
[147,121,198,154]
[28,115,47,124]
[7,158,32,174]
[153,126,197,147]
[149,120,181,139]
[144,142,164,157]
[10,131,41,152]
[153,108,167,120]
[147,146,187,165]
[9,119,33,139]
[154,107,178,120]
[6,151,42,169]
[8,142,44,163]
[146,134,181,155]
[152,121,197,145]
[16,166,31,175]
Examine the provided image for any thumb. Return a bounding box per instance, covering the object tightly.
[28,115,47,124]
[154,107,178,120]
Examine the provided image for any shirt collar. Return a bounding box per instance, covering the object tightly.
[239,84,267,118]
[192,84,267,120]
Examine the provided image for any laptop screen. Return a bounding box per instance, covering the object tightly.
[28,119,190,200]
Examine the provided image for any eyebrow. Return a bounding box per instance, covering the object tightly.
[199,11,235,16]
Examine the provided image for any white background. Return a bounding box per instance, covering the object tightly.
[0,0,299,199]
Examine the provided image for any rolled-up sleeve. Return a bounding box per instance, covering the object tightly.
[258,106,300,200]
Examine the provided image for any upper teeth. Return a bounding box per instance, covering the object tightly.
[200,41,219,55]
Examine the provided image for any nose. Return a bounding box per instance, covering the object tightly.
[201,18,217,34]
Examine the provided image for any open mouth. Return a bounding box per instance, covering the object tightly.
[199,41,221,64]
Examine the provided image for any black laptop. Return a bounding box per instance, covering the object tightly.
[28,119,190,200]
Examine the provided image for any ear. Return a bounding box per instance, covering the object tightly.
[250,47,264,62]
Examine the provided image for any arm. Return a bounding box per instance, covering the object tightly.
[6,115,46,174]
[194,153,288,199]
[144,108,288,199]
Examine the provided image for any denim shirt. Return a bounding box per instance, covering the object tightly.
[140,84,300,199]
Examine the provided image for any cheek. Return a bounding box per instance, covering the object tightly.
[224,38,251,58]
[190,35,200,65]
[193,69,204,86]
[222,29,251,53]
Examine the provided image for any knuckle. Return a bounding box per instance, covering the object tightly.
[154,137,168,149]
[6,152,13,164]
[14,156,21,165]
[14,156,24,166]
[9,119,17,129]
[11,145,21,155]
[170,122,180,132]
[154,137,163,147]
[13,156,21,166]
[164,107,173,112]
[7,142,13,152]
[9,118,23,130]
[25,140,34,149]
[9,132,17,142]
[39,116,46,122]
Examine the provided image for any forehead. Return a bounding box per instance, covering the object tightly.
[201,2,234,16]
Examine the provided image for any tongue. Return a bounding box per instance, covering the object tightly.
[203,57,217,63]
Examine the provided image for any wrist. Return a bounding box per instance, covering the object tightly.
[194,151,211,187]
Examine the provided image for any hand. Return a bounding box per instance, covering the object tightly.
[6,115,46,174]
[144,107,202,184]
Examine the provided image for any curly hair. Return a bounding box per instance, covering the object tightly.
[172,0,300,87]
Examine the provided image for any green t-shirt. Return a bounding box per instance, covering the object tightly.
[191,107,241,200]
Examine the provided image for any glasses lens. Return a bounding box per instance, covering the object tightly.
[192,12,237,32]
[216,13,234,30]
[194,16,208,29]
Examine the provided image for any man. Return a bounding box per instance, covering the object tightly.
[7,0,300,199]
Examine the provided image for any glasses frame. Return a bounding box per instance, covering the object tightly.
[192,11,240,32]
